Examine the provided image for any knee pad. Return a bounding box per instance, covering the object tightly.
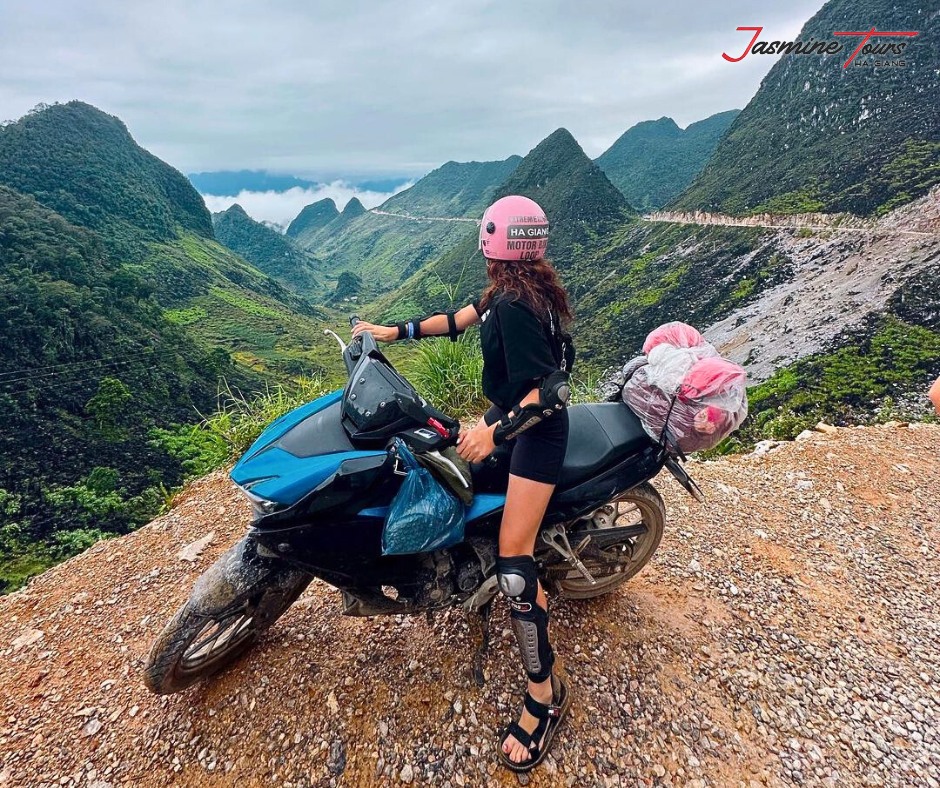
[496,555,555,682]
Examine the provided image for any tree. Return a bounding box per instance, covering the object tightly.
[86,377,132,435]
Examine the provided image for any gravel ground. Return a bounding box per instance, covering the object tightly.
[0,422,937,787]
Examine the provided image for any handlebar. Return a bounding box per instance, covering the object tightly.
[349,314,361,329]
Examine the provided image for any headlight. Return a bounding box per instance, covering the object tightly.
[235,481,284,516]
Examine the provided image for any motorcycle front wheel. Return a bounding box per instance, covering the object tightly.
[555,482,665,599]
[144,541,312,695]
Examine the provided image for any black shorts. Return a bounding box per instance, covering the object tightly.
[484,405,569,485]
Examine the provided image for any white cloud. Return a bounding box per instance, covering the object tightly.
[201,180,414,228]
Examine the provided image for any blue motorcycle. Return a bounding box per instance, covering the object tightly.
[144,318,703,694]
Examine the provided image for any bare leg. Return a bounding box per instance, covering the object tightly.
[498,473,556,765]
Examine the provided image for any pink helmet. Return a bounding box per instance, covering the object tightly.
[479,195,549,262]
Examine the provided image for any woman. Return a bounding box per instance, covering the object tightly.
[352,194,574,772]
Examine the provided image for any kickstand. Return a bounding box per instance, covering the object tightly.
[469,601,492,687]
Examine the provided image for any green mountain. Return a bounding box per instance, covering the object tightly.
[286,198,339,238]
[212,204,323,295]
[0,101,212,259]
[596,111,739,211]
[340,196,366,219]
[288,156,521,297]
[379,156,522,217]
[383,128,635,317]
[0,184,235,590]
[674,0,940,215]
[0,102,341,590]
[0,102,329,376]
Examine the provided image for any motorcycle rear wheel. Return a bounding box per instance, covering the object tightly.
[144,548,312,695]
[555,482,665,599]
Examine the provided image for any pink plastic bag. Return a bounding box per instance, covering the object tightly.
[623,324,748,453]
[642,321,706,354]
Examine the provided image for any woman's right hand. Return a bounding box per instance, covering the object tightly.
[351,320,398,343]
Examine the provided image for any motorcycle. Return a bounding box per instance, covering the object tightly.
[144,318,704,694]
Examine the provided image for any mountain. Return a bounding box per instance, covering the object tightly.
[383,128,634,316]
[339,196,366,220]
[674,0,940,215]
[288,156,522,296]
[212,204,323,295]
[0,101,212,259]
[190,170,320,195]
[0,184,230,591]
[285,198,340,239]
[189,170,412,196]
[596,111,739,211]
[378,156,522,217]
[0,102,339,590]
[0,102,328,376]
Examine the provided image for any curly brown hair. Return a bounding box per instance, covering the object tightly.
[479,258,573,323]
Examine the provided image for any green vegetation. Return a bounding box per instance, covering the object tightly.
[405,334,487,420]
[385,128,635,320]
[0,102,354,592]
[0,101,212,258]
[750,188,826,215]
[289,157,522,299]
[212,204,323,296]
[286,198,339,238]
[735,317,940,446]
[157,376,330,471]
[596,111,740,211]
[674,0,940,215]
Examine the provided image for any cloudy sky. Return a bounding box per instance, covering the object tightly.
[1,1,827,176]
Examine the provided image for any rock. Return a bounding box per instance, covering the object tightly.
[653,763,666,777]
[795,480,814,491]
[326,692,339,715]
[177,531,215,562]
[753,440,782,456]
[12,629,44,650]
[399,763,414,783]
[81,718,103,737]
[815,422,839,434]
[327,739,346,776]
[795,430,816,442]
[688,559,703,573]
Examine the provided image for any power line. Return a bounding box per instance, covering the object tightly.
[0,346,158,380]
[0,350,161,388]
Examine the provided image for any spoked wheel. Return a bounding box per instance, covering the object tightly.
[554,482,665,599]
[177,602,261,676]
[144,541,312,695]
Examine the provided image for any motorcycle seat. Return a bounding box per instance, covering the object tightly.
[471,402,654,493]
[558,403,653,487]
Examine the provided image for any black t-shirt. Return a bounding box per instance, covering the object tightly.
[475,293,560,411]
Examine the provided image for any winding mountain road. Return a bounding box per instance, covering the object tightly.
[366,206,938,237]
[642,210,937,237]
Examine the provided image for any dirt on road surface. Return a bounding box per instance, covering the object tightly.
[1,423,938,788]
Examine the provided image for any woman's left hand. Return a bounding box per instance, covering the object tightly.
[456,424,496,464]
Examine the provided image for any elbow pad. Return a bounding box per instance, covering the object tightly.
[399,310,462,342]
[493,371,571,445]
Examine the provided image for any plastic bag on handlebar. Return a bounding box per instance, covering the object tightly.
[382,439,465,555]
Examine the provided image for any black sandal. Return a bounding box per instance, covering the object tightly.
[497,674,571,772]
